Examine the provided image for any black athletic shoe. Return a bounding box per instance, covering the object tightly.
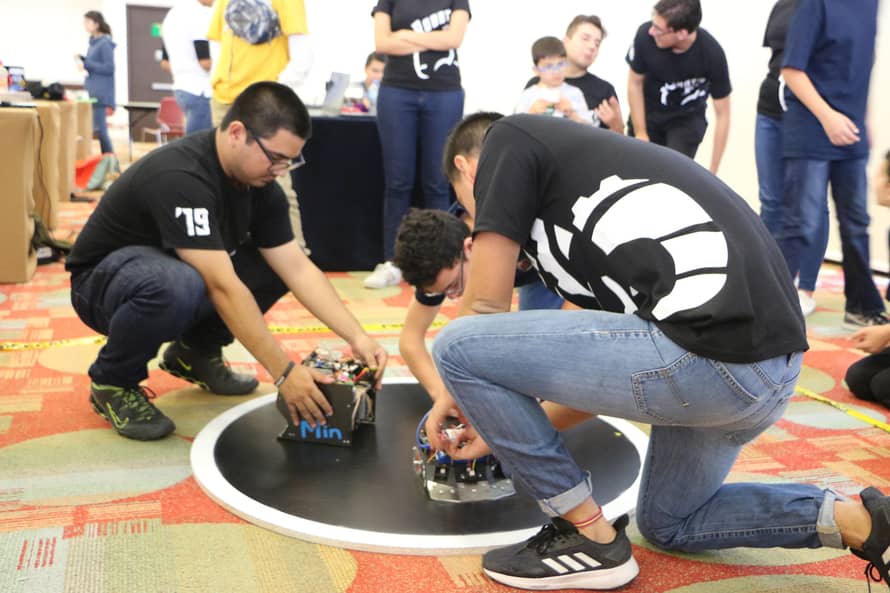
[482,515,639,590]
[159,341,258,395]
[89,383,175,440]
[853,487,890,592]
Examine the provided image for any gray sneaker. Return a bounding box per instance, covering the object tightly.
[89,383,175,440]
[159,340,258,395]
[844,312,890,328]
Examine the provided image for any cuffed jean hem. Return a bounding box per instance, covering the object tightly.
[538,471,592,517]
[817,489,844,549]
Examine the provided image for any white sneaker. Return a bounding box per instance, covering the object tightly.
[363,261,402,289]
[798,290,816,316]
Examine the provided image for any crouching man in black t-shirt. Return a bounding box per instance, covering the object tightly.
[66,82,388,441]
[423,113,890,591]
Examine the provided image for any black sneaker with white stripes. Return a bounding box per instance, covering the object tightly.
[482,515,639,590]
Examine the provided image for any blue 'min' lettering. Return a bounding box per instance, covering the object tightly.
[299,420,343,441]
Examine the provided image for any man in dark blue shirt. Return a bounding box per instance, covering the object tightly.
[777,0,885,327]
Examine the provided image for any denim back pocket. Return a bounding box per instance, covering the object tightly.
[631,352,787,426]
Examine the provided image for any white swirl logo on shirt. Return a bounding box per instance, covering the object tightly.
[410,10,458,80]
[529,175,728,320]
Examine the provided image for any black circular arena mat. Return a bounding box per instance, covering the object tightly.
[191,379,648,555]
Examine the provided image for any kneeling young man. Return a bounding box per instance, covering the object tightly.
[424,114,890,591]
[67,82,387,441]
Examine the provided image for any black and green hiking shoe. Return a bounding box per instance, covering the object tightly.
[159,341,258,395]
[89,383,175,440]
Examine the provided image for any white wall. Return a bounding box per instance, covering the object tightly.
[2,0,890,269]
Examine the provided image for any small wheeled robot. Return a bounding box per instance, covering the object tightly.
[412,412,516,503]
[275,348,376,447]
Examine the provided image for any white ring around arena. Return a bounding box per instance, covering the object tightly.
[190,377,649,556]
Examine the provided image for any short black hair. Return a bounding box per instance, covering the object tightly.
[441,112,504,181]
[220,81,312,141]
[394,209,470,289]
[531,36,567,65]
[365,52,386,67]
[654,0,702,33]
[566,15,606,39]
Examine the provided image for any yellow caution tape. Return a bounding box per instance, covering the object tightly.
[0,320,448,352]
[795,385,890,434]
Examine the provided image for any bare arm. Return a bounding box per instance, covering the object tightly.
[458,232,520,317]
[175,246,335,426]
[260,240,387,380]
[395,9,469,51]
[374,12,426,55]
[782,67,860,146]
[595,96,624,134]
[627,69,648,141]
[850,325,890,354]
[709,95,731,174]
[399,298,449,402]
[541,401,594,430]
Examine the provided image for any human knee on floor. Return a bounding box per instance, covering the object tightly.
[635,512,686,550]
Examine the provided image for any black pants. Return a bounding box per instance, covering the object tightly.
[70,244,287,387]
[845,349,890,408]
[627,114,707,159]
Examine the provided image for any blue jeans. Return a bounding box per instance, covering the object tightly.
[92,102,113,154]
[433,309,840,551]
[70,245,286,387]
[174,90,212,135]
[755,114,827,291]
[376,85,465,261]
[776,157,884,314]
[518,276,564,310]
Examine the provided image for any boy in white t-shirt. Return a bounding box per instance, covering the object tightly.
[515,36,593,125]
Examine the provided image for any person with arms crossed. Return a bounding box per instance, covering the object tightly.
[363,0,471,289]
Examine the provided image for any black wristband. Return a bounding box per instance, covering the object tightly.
[274,360,296,388]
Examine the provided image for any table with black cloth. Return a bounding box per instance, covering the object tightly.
[292,113,428,272]
[292,114,383,271]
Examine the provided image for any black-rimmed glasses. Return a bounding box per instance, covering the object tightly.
[423,251,465,299]
[248,129,306,172]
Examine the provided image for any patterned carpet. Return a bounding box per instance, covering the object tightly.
[0,200,888,593]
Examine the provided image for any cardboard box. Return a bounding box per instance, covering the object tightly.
[56,101,77,203]
[74,101,94,161]
[0,108,38,283]
[32,102,61,230]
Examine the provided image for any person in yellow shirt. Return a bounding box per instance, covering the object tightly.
[207,0,313,253]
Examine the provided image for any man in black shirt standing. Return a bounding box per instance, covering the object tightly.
[626,0,731,173]
[423,114,890,591]
[66,82,388,441]
[525,14,623,133]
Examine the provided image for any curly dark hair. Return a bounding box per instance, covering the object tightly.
[393,209,470,289]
